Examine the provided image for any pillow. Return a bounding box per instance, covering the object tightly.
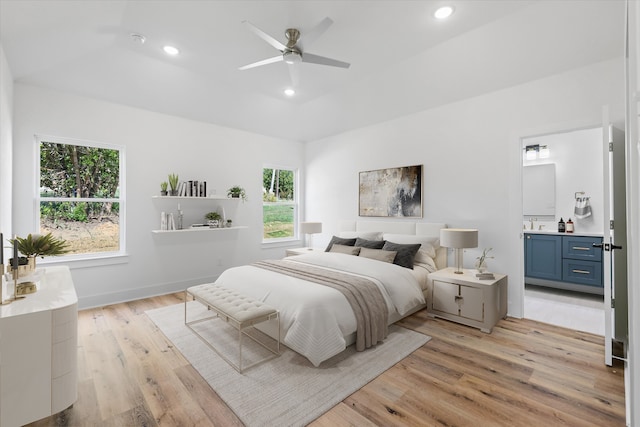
[329,244,361,256]
[325,236,357,252]
[382,241,421,269]
[358,247,396,263]
[382,233,439,258]
[338,231,384,241]
[354,237,386,249]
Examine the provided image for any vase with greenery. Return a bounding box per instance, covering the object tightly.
[475,247,494,273]
[9,233,69,272]
[205,211,222,227]
[160,181,168,196]
[168,173,179,196]
[227,185,247,202]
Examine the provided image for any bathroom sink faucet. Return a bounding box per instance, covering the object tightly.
[529,218,537,230]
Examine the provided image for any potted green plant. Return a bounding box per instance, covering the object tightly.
[205,211,222,227]
[168,173,179,196]
[226,219,233,228]
[160,181,168,196]
[227,185,247,202]
[9,233,69,273]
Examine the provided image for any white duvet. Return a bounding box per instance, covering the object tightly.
[213,252,426,366]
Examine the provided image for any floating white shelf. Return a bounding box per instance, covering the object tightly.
[151,226,247,234]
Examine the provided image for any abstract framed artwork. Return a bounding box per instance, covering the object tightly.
[359,165,423,217]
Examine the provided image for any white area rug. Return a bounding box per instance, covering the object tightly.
[146,301,430,426]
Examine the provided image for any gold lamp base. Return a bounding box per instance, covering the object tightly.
[17,282,37,296]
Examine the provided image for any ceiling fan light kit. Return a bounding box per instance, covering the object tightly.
[239,17,351,86]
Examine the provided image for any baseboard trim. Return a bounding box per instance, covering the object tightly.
[78,275,219,310]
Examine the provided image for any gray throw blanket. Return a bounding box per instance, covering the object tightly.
[253,259,389,351]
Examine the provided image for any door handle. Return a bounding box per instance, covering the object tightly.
[592,243,603,249]
[611,244,623,250]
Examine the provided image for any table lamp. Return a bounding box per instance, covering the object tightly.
[440,228,478,274]
[300,222,322,249]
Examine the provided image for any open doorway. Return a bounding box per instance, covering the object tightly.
[521,127,605,335]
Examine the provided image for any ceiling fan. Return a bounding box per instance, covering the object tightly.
[238,17,350,86]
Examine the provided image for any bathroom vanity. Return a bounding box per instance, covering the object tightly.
[524,231,604,295]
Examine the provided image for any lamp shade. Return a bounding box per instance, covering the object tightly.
[300,222,322,234]
[440,228,478,249]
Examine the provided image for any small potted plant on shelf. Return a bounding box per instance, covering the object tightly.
[205,211,222,228]
[227,185,247,202]
[168,173,179,196]
[226,219,233,228]
[160,181,168,196]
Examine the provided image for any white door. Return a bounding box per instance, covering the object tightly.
[602,108,628,366]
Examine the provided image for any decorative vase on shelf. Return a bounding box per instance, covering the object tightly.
[474,260,487,274]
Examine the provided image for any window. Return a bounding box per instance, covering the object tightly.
[262,167,297,242]
[37,135,125,257]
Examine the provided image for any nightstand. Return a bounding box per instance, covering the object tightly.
[285,247,321,257]
[427,267,508,333]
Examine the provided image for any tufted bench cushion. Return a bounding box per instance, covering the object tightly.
[185,283,279,373]
[188,284,277,325]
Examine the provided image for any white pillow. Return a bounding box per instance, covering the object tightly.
[338,231,384,241]
[382,233,439,259]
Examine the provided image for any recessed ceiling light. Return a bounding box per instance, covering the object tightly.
[434,6,455,20]
[284,88,296,97]
[163,45,180,55]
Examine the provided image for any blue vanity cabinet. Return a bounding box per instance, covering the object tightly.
[525,233,603,294]
[525,234,562,281]
[562,235,603,288]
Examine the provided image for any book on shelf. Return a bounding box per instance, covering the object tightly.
[476,272,495,280]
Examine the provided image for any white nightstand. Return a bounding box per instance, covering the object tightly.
[285,247,322,257]
[427,267,508,333]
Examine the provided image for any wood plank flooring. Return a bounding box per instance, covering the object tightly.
[28,292,625,426]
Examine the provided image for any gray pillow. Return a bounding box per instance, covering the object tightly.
[325,236,357,252]
[382,241,421,269]
[359,247,396,263]
[354,237,386,249]
[329,244,361,256]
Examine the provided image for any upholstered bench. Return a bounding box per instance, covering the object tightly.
[185,283,280,373]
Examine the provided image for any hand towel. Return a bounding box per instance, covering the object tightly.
[574,197,592,219]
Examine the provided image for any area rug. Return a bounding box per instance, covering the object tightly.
[146,301,430,426]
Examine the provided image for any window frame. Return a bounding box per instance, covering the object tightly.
[35,134,127,263]
[262,165,299,245]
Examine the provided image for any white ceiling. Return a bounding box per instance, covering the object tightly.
[0,1,625,142]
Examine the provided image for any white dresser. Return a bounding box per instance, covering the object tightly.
[0,266,78,427]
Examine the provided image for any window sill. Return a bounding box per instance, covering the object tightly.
[38,253,129,270]
[261,239,303,250]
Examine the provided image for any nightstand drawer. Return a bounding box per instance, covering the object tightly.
[562,259,603,287]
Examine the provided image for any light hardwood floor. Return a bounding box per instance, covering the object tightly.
[29,292,625,426]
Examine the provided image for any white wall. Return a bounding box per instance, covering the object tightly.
[12,84,304,308]
[305,58,624,318]
[522,127,604,234]
[0,44,13,239]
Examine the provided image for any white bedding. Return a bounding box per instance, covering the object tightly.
[213,251,426,366]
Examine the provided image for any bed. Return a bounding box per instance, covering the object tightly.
[212,221,447,366]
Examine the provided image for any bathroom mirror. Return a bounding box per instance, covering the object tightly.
[523,164,555,216]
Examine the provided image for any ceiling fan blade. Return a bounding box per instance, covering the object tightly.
[302,52,350,69]
[299,17,333,49]
[238,55,283,71]
[242,20,286,51]
[287,63,300,87]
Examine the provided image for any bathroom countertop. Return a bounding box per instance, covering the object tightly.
[523,230,604,237]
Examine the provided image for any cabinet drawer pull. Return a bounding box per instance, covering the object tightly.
[454,295,463,301]
[572,246,591,251]
[572,269,591,275]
